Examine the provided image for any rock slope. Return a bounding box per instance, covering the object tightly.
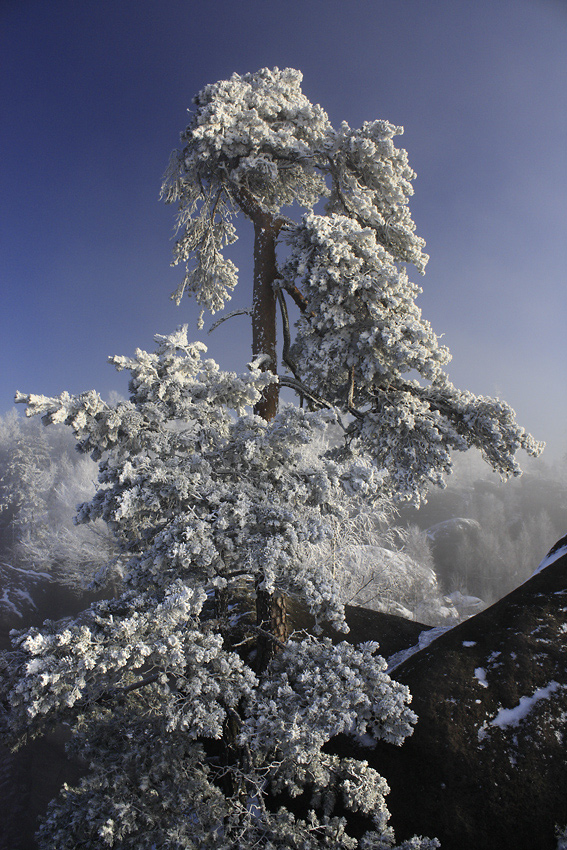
[369,538,567,850]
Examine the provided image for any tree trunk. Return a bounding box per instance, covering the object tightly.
[252,216,279,421]
[251,215,289,668]
[255,588,288,671]
[233,188,288,670]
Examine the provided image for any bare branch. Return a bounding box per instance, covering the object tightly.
[283,283,311,314]
[276,289,301,381]
[246,623,287,651]
[90,671,162,707]
[208,309,251,335]
[277,376,331,410]
[118,672,161,696]
[348,366,364,420]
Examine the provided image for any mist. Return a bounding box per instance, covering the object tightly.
[1,413,563,630]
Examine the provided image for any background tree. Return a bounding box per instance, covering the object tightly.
[0,418,55,551]
[414,451,564,603]
[2,67,543,849]
[0,413,116,591]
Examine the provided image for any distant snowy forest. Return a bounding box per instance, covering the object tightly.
[1,410,563,627]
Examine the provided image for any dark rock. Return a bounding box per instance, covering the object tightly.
[288,600,431,659]
[367,543,567,850]
[425,517,482,593]
[0,563,87,651]
[0,565,108,850]
[0,728,83,850]
[0,564,55,649]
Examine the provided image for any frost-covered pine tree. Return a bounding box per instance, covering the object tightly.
[160,64,541,648]
[161,66,541,498]
[2,67,542,849]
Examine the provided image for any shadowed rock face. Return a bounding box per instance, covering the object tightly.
[0,569,108,850]
[366,543,567,850]
[0,728,84,850]
[288,600,430,659]
[0,563,90,651]
[0,564,56,649]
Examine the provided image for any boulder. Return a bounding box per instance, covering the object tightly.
[288,600,431,659]
[425,517,481,593]
[366,538,567,850]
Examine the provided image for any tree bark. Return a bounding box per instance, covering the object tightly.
[252,215,279,421]
[251,216,289,668]
[232,188,288,669]
[232,186,282,420]
[255,588,288,671]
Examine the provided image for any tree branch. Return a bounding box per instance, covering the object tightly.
[91,671,162,706]
[230,185,287,234]
[276,289,301,381]
[277,377,332,410]
[283,282,311,314]
[347,367,365,420]
[117,672,161,696]
[246,623,286,651]
[208,309,251,335]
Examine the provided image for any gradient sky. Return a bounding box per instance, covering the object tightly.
[2,0,566,460]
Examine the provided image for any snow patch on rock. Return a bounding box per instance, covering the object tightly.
[491,682,561,728]
[478,681,564,742]
[474,667,489,688]
[532,534,567,576]
[387,624,452,672]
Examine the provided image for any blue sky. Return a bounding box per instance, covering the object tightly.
[2,0,566,459]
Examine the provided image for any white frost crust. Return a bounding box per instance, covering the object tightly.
[478,681,564,742]
[532,541,567,575]
[490,682,561,729]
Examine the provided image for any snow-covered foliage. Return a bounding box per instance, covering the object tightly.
[3,329,437,849]
[0,413,56,544]
[14,330,377,630]
[305,509,461,625]
[163,66,542,503]
[338,545,459,625]
[162,66,330,318]
[2,66,542,848]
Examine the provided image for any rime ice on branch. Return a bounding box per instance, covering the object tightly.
[162,65,542,501]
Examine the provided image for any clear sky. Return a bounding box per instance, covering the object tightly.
[2,0,566,459]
